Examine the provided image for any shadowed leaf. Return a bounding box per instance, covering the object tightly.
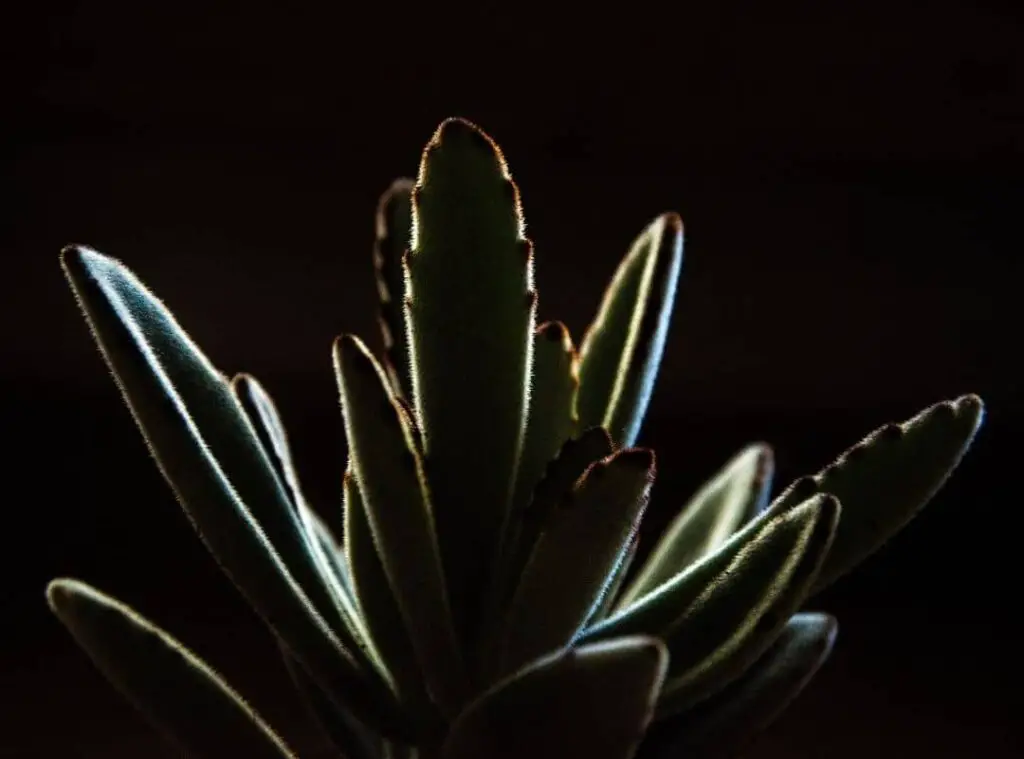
[47,579,296,758]
[373,178,416,400]
[650,613,837,758]
[497,449,655,675]
[443,636,668,759]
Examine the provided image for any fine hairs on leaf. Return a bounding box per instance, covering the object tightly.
[48,118,985,758]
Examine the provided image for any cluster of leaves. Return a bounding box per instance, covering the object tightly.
[49,118,984,759]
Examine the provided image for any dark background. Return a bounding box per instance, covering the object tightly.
[4,2,1021,757]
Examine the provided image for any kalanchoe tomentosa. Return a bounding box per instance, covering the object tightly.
[48,118,985,759]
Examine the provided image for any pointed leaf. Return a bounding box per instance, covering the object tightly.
[405,118,537,640]
[373,178,417,399]
[443,636,668,759]
[334,334,468,717]
[232,373,371,659]
[577,213,684,447]
[59,246,409,737]
[344,468,437,721]
[47,579,296,758]
[655,494,839,714]
[767,394,985,594]
[279,644,380,759]
[620,444,773,609]
[652,613,837,758]
[497,449,656,675]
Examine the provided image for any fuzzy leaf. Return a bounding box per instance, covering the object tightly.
[405,118,537,641]
[232,373,371,661]
[343,468,437,721]
[334,334,468,717]
[589,533,639,624]
[619,444,773,609]
[443,636,668,759]
[59,246,408,737]
[507,321,580,549]
[373,178,416,400]
[503,426,615,598]
[576,213,684,448]
[651,612,837,758]
[580,493,837,657]
[279,644,380,759]
[497,449,656,675]
[767,394,985,594]
[654,494,839,715]
[47,579,296,758]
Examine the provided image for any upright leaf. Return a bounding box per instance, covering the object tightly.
[373,178,416,399]
[656,494,839,714]
[404,118,536,641]
[620,444,773,609]
[576,213,684,447]
[767,394,985,594]
[589,533,639,624]
[443,636,668,759]
[651,613,837,758]
[497,449,655,675]
[334,334,468,717]
[232,373,371,660]
[59,246,408,737]
[47,579,296,758]
[343,468,436,722]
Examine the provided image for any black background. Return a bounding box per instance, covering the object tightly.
[4,2,1021,756]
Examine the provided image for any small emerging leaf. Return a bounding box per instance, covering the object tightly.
[650,612,837,759]
[47,579,295,758]
[620,444,773,609]
[576,213,684,448]
[405,118,536,643]
[497,449,655,675]
[443,636,668,759]
[767,394,985,594]
[334,334,468,717]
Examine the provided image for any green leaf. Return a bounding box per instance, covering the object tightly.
[279,643,380,759]
[619,444,773,610]
[654,494,839,715]
[373,178,417,400]
[405,118,537,641]
[767,394,985,594]
[343,467,438,723]
[651,612,837,759]
[231,373,372,662]
[59,246,409,738]
[576,213,684,448]
[507,321,580,552]
[443,636,668,759]
[502,426,615,600]
[588,532,639,624]
[334,334,469,718]
[580,493,837,655]
[47,579,296,758]
[497,449,656,676]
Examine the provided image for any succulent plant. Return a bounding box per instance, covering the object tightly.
[47,117,985,759]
